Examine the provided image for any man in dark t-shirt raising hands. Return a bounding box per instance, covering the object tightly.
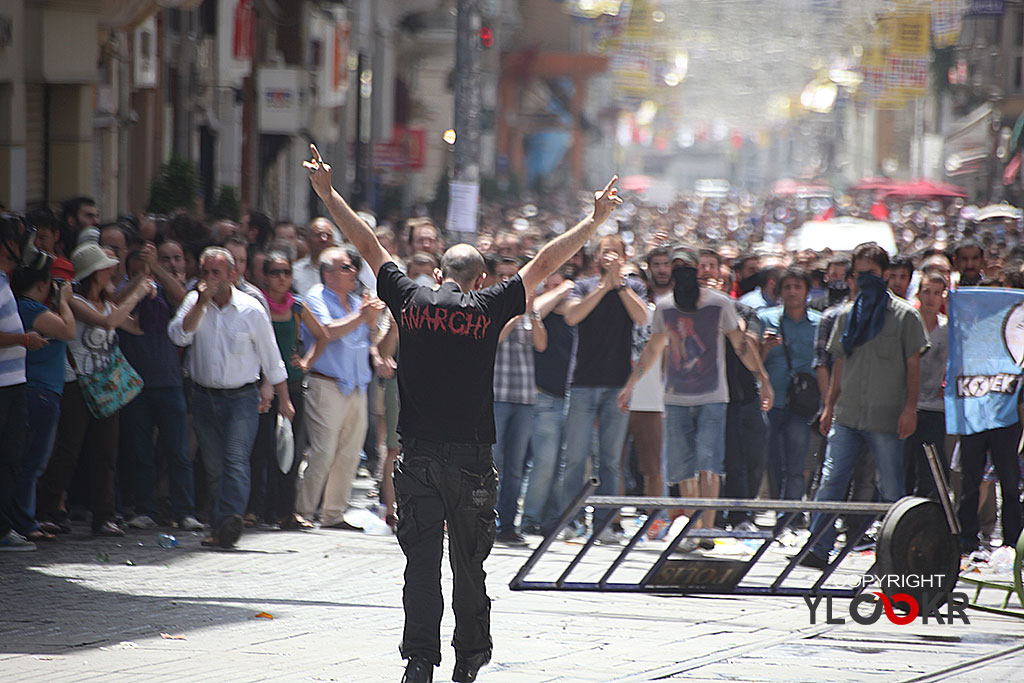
[305,144,621,683]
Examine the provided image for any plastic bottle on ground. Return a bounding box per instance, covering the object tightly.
[157,533,179,549]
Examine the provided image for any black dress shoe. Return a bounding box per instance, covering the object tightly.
[452,651,490,682]
[401,658,434,683]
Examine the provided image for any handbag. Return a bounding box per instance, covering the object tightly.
[67,345,144,419]
[779,316,820,418]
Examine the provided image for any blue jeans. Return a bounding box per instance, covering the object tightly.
[522,391,567,533]
[11,387,61,535]
[562,386,629,527]
[120,387,195,522]
[810,423,905,558]
[492,401,535,534]
[191,385,259,527]
[663,403,727,481]
[767,407,812,500]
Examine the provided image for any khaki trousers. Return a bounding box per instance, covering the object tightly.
[296,376,368,524]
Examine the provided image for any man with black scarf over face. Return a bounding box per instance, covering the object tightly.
[799,242,929,570]
[619,247,773,546]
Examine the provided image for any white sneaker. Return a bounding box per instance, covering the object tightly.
[178,516,204,532]
[127,515,157,530]
[0,530,37,552]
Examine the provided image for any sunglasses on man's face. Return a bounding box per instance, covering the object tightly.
[323,263,356,273]
[268,268,292,277]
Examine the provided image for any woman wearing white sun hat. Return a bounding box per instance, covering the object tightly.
[35,242,155,538]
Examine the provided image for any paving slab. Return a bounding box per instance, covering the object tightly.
[1,510,1020,682]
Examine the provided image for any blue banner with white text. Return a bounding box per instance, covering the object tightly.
[945,287,1024,435]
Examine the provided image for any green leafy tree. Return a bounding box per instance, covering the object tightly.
[210,185,241,221]
[146,157,199,214]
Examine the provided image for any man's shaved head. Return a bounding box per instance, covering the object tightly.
[441,244,486,290]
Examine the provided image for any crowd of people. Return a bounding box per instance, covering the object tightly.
[0,183,1022,564]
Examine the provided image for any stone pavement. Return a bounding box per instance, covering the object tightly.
[1,509,1022,682]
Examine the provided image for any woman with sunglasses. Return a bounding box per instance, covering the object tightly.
[249,251,323,529]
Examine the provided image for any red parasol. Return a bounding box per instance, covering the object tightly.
[881,179,967,199]
[619,175,653,192]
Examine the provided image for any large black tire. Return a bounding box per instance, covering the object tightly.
[875,497,959,607]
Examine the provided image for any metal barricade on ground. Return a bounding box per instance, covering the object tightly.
[510,478,961,604]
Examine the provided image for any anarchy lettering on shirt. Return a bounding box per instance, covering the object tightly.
[955,373,1021,398]
[400,302,493,339]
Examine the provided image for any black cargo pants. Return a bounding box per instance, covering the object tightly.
[394,437,497,666]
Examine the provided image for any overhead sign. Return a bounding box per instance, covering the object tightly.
[259,68,302,134]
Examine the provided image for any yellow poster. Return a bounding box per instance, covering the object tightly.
[894,13,930,56]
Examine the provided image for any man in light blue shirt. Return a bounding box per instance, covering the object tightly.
[757,267,822,503]
[295,246,385,529]
[738,266,780,311]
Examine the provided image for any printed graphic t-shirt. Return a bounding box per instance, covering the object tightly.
[376,261,526,444]
[651,288,739,407]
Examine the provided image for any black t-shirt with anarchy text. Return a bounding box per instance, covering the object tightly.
[376,261,526,444]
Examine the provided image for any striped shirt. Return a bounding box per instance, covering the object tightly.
[493,315,535,405]
[0,271,27,386]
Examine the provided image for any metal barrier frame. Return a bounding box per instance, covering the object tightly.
[510,478,892,598]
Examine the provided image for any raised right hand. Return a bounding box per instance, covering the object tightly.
[196,280,213,304]
[592,175,622,225]
[303,144,333,200]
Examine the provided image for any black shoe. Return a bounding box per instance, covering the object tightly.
[401,658,434,683]
[495,530,528,546]
[798,551,829,570]
[217,514,244,549]
[321,518,363,531]
[452,651,490,682]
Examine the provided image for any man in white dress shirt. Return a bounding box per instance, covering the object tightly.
[168,247,294,548]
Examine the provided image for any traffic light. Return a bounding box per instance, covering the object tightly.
[479,25,494,48]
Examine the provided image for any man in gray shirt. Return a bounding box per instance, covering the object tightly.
[801,242,929,569]
[903,270,949,498]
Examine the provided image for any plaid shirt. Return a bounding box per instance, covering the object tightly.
[493,315,535,404]
[813,300,847,371]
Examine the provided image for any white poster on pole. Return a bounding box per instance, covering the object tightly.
[446,181,479,234]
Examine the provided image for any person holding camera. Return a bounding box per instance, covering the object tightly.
[11,267,76,542]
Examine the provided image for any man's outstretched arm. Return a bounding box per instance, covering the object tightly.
[304,144,391,275]
[518,176,622,293]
